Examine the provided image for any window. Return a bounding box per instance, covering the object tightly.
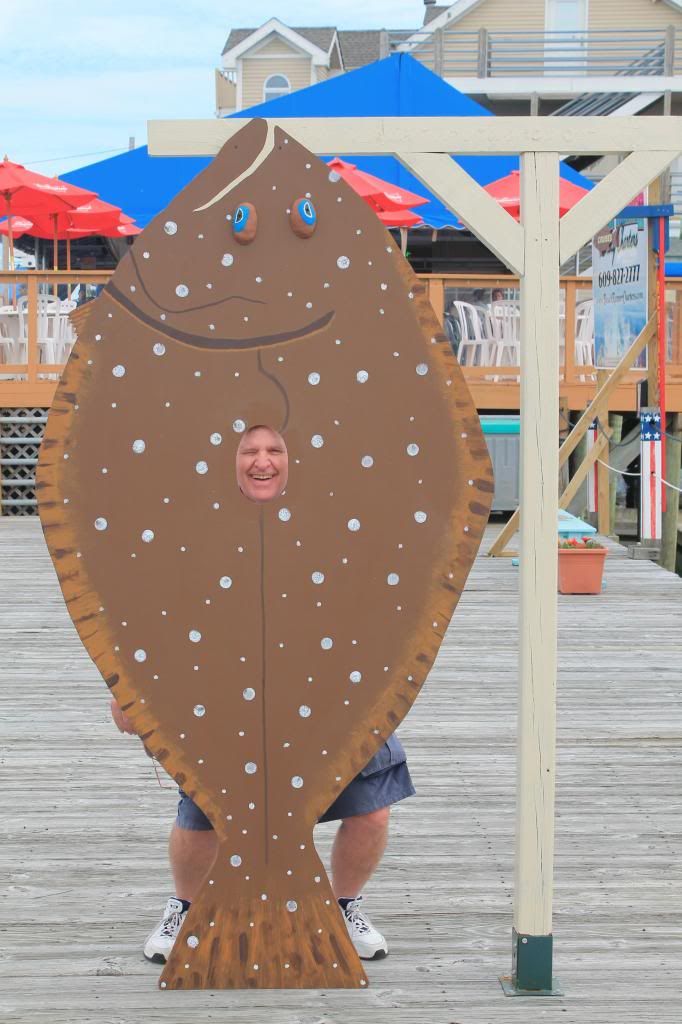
[546,0,587,33]
[263,74,291,102]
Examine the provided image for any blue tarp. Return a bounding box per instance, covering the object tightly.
[63,54,593,230]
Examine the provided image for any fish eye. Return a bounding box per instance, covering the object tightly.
[232,202,257,244]
[290,197,317,239]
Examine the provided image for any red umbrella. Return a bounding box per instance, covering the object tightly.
[0,215,33,238]
[68,221,141,238]
[0,157,97,268]
[1,212,140,269]
[483,170,589,220]
[30,198,129,267]
[326,157,429,221]
[376,209,423,228]
[67,198,124,232]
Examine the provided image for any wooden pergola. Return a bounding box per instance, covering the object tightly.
[148,114,682,995]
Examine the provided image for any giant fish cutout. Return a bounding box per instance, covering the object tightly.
[37,119,494,990]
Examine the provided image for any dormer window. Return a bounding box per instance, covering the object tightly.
[263,73,291,102]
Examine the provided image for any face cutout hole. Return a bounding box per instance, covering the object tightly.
[290,198,317,239]
[236,425,288,503]
[232,202,257,244]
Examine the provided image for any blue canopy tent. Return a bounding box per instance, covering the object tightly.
[63,54,593,231]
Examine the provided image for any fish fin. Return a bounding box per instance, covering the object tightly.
[159,842,367,990]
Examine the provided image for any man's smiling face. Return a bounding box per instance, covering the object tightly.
[236,425,288,503]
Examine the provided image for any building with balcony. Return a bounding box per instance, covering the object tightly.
[216,20,390,116]
[393,0,682,118]
[216,2,682,117]
[215,2,682,237]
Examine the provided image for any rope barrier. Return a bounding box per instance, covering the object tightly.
[593,416,640,449]
[596,458,682,493]
[560,409,682,450]
[596,459,640,476]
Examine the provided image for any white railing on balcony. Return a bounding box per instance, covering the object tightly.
[390,26,681,79]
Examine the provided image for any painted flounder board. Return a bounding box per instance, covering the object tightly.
[37,119,493,990]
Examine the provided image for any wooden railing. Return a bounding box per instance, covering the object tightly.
[389,26,682,78]
[424,274,682,412]
[0,271,110,406]
[1,270,681,414]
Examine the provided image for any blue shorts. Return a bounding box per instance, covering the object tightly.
[176,733,415,830]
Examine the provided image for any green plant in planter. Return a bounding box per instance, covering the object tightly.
[558,536,605,550]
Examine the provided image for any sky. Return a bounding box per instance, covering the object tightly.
[2,0,427,178]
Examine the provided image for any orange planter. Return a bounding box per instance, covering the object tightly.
[557,547,607,595]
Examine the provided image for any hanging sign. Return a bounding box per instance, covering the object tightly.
[592,218,648,369]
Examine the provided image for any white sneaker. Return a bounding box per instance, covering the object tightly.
[143,897,187,964]
[341,897,388,960]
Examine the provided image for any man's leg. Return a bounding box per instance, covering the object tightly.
[144,823,218,963]
[329,806,391,959]
[330,806,390,898]
[169,822,218,901]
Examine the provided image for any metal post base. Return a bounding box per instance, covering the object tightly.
[499,929,564,997]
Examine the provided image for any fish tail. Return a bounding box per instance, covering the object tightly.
[159,841,368,990]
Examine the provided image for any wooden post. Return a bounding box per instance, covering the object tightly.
[609,413,624,537]
[26,274,38,384]
[596,370,611,536]
[427,276,445,326]
[586,420,599,514]
[559,399,570,495]
[660,413,681,571]
[570,427,589,517]
[506,152,561,996]
[477,28,489,78]
[434,27,444,76]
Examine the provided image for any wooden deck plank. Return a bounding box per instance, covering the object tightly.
[1,519,680,1024]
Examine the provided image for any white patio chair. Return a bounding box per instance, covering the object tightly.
[56,313,77,364]
[17,295,62,376]
[0,321,18,368]
[450,301,496,366]
[489,302,521,378]
[575,299,595,378]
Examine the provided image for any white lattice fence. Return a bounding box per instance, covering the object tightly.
[0,409,48,515]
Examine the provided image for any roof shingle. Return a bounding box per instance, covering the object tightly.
[337,30,384,69]
[222,26,337,57]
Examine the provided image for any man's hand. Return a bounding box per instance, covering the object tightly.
[110,697,137,735]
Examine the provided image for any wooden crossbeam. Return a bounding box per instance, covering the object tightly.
[148,116,682,157]
[488,316,656,557]
[560,150,681,264]
[559,429,610,511]
[398,152,524,275]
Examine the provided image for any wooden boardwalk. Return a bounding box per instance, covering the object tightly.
[2,518,680,1024]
